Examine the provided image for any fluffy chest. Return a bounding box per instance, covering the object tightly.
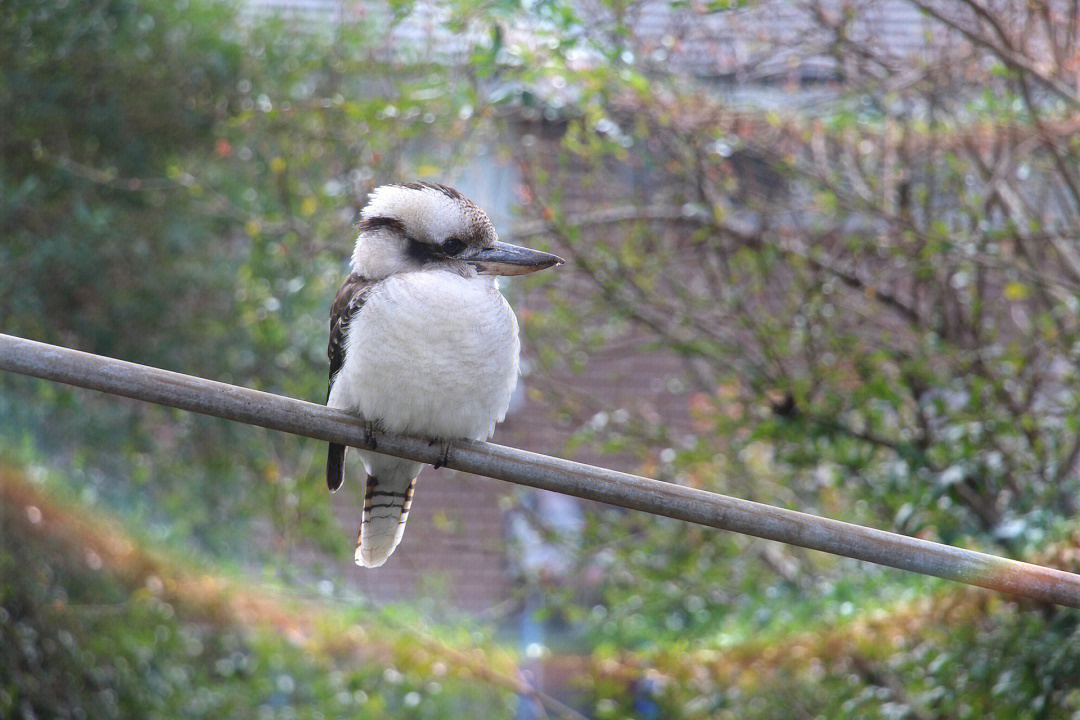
[331,270,520,440]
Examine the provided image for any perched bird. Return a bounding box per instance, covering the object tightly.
[326,182,562,567]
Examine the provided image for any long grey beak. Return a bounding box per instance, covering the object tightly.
[465,241,564,276]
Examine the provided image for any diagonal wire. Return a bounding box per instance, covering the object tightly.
[1,332,1078,607]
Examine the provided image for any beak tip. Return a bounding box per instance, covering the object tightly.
[536,254,563,273]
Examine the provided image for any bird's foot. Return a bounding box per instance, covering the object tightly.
[361,418,382,450]
[429,438,453,470]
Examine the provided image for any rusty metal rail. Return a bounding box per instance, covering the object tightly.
[1,332,1078,607]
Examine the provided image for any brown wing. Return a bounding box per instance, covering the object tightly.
[326,272,375,492]
[328,272,375,395]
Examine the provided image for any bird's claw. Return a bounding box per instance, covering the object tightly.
[362,418,381,450]
[429,438,453,469]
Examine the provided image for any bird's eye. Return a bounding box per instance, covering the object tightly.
[442,237,466,256]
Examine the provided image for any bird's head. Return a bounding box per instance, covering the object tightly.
[350,182,562,280]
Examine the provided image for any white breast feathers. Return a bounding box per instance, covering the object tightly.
[328,269,520,442]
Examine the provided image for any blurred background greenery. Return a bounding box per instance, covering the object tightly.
[4,0,1080,717]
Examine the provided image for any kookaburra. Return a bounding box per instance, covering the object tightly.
[326,182,562,568]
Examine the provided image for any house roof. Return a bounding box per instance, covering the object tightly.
[243,0,936,82]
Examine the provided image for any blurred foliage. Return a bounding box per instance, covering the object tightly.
[0,0,240,360]
[490,0,1080,660]
[0,0,481,562]
[0,472,516,718]
[573,593,1080,719]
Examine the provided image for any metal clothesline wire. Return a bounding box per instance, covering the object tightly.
[1,332,1078,607]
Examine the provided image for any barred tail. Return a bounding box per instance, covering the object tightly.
[355,472,417,568]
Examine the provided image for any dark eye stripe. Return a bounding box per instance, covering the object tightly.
[406,239,440,263]
[405,236,470,264]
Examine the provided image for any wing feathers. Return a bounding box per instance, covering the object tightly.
[328,272,375,392]
[326,444,347,493]
[326,272,374,492]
